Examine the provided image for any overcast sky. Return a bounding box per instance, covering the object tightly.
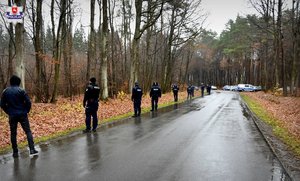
[201,0,256,35]
[72,0,258,36]
[0,0,292,36]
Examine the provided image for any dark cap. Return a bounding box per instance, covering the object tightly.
[10,75,21,86]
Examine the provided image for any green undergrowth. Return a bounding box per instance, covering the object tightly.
[0,96,198,155]
[241,94,300,157]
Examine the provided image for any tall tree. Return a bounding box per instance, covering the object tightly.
[5,0,14,82]
[249,0,274,90]
[63,0,74,98]
[29,0,49,102]
[291,0,300,96]
[100,0,109,100]
[275,0,286,96]
[50,0,67,103]
[249,0,290,95]
[121,0,132,90]
[161,0,203,92]
[14,0,26,89]
[0,25,7,92]
[129,0,164,93]
[108,0,117,98]
[87,0,96,81]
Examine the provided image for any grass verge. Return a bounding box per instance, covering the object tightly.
[241,94,300,156]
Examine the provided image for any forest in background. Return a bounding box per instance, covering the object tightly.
[0,0,299,103]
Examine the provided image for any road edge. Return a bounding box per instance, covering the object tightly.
[241,98,300,181]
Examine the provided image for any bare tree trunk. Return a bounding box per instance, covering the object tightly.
[162,7,176,92]
[129,0,163,93]
[67,6,73,99]
[144,25,156,92]
[178,53,184,85]
[108,0,117,98]
[8,24,14,79]
[100,0,109,100]
[63,0,73,98]
[184,49,192,86]
[51,0,67,103]
[276,0,287,96]
[15,0,26,89]
[121,0,131,91]
[7,0,14,79]
[33,0,48,102]
[291,0,300,96]
[50,0,56,102]
[87,0,96,81]
[0,56,5,92]
[129,0,142,93]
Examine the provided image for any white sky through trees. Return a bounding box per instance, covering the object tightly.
[72,0,257,36]
[0,0,293,37]
[201,0,256,35]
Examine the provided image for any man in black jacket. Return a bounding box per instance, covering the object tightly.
[0,75,38,158]
[206,84,212,95]
[200,83,205,97]
[187,85,193,100]
[131,82,143,117]
[172,84,179,102]
[83,77,100,133]
[150,82,161,111]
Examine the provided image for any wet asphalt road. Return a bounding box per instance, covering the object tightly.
[0,91,291,181]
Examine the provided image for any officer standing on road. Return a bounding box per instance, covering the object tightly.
[191,85,195,97]
[187,84,193,100]
[172,83,179,102]
[206,83,212,95]
[200,83,205,97]
[150,82,161,111]
[83,77,100,133]
[0,75,38,158]
[131,82,143,117]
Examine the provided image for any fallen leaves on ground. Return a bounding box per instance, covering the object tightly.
[243,92,300,139]
[0,91,199,149]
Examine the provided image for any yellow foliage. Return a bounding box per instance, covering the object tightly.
[117,91,127,101]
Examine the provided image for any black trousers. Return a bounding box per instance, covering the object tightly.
[187,93,192,100]
[201,89,204,97]
[9,115,35,152]
[85,108,98,130]
[133,100,141,116]
[173,92,178,102]
[151,98,159,110]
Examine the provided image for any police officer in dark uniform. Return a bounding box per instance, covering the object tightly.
[0,75,38,158]
[83,77,100,133]
[200,83,205,97]
[187,84,193,100]
[206,83,212,95]
[150,82,161,111]
[172,83,179,102]
[131,82,143,117]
